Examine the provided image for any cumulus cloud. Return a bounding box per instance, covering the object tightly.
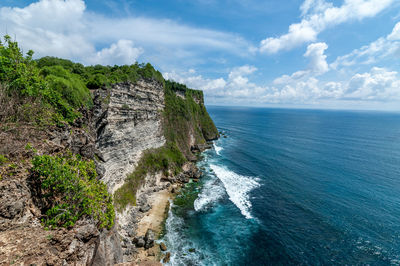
[270,67,400,104]
[164,64,400,107]
[88,40,143,66]
[274,42,329,85]
[345,67,400,100]
[164,65,269,103]
[260,0,395,54]
[304,42,329,74]
[331,22,400,69]
[0,0,251,65]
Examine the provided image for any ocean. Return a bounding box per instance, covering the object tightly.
[162,106,400,265]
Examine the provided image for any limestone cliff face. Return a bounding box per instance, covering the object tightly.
[93,80,166,194]
[92,79,219,262]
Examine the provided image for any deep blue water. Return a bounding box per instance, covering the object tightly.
[162,107,400,265]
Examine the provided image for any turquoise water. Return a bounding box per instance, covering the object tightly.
[162,107,400,265]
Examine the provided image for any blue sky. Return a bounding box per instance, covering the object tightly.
[1,0,400,110]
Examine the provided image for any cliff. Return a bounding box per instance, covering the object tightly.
[93,80,166,194]
[94,79,218,262]
[0,38,218,265]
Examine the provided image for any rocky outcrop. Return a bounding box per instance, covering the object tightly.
[0,124,123,265]
[93,80,165,194]
[191,143,212,153]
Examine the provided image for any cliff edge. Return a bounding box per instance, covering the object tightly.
[0,37,218,265]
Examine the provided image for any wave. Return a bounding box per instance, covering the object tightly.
[194,177,225,212]
[210,164,260,219]
[214,143,223,155]
[163,201,213,265]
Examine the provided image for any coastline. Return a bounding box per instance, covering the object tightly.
[132,146,211,265]
[134,187,175,264]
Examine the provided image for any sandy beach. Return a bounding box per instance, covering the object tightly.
[137,189,171,236]
[134,187,177,264]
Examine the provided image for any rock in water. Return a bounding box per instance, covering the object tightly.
[144,229,155,249]
[163,252,171,263]
[160,242,167,251]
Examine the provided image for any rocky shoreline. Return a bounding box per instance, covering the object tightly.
[128,160,207,265]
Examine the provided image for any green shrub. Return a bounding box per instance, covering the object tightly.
[31,153,114,229]
[0,35,44,97]
[86,73,107,90]
[39,65,92,122]
[1,36,165,125]
[114,142,186,211]
[163,80,218,157]
[0,154,7,165]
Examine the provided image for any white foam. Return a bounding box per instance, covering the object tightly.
[163,201,209,265]
[210,164,259,219]
[194,178,225,211]
[214,143,223,155]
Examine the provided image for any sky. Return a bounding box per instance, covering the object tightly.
[1,0,400,110]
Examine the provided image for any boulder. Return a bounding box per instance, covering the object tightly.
[135,236,145,248]
[75,223,98,242]
[163,252,171,263]
[144,229,155,249]
[190,144,212,153]
[139,203,151,213]
[160,242,167,251]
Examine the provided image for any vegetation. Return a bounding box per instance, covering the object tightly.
[114,81,219,211]
[114,142,186,211]
[172,181,201,217]
[1,35,218,217]
[31,153,115,229]
[0,154,7,166]
[163,80,218,157]
[37,57,164,89]
[0,35,163,125]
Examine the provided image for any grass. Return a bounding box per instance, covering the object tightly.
[114,80,219,212]
[114,143,186,211]
[163,80,219,158]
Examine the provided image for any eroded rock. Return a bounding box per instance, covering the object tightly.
[144,229,155,249]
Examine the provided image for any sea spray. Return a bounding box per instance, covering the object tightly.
[163,202,213,265]
[162,138,261,265]
[193,177,225,212]
[209,164,260,219]
[214,143,223,155]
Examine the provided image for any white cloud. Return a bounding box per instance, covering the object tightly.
[345,67,400,100]
[388,22,400,40]
[0,0,251,65]
[331,22,400,69]
[88,40,143,66]
[274,42,328,85]
[304,42,329,74]
[164,64,400,108]
[260,0,395,54]
[300,0,333,17]
[229,65,257,77]
[164,65,268,102]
